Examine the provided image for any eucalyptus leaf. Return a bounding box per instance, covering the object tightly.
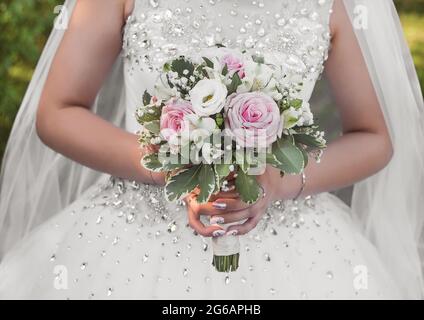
[165,165,202,202]
[235,169,260,204]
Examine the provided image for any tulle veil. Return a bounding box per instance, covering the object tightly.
[0,0,423,298]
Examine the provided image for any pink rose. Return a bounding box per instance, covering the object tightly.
[225,92,282,148]
[160,99,194,141]
[221,53,246,78]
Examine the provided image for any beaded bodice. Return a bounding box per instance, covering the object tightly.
[122,0,334,132]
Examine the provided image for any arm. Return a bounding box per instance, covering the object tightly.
[186,0,394,236]
[273,0,393,199]
[36,0,163,184]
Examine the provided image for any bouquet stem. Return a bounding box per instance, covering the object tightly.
[211,229,240,272]
[212,253,240,272]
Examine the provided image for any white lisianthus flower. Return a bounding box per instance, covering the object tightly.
[190,79,228,116]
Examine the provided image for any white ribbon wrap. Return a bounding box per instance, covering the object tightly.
[212,235,240,256]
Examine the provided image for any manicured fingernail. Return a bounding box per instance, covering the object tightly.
[226,230,239,236]
[210,216,225,224]
[212,202,227,210]
[212,230,226,238]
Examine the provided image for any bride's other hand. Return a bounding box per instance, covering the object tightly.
[183,188,249,237]
[216,166,302,236]
[184,166,302,236]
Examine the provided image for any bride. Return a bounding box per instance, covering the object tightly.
[0,0,423,300]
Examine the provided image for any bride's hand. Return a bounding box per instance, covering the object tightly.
[220,167,280,236]
[183,188,251,237]
[184,166,296,237]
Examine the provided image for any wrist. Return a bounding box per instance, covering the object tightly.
[267,166,304,200]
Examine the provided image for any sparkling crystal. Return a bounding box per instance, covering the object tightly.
[167,221,178,233]
[142,254,149,263]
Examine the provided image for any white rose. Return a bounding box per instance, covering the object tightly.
[190,79,228,116]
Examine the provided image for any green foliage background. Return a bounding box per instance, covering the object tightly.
[0,0,423,164]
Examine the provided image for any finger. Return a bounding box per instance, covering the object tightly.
[187,207,223,237]
[211,198,252,212]
[226,214,262,236]
[196,202,227,216]
[211,209,251,224]
[211,189,239,200]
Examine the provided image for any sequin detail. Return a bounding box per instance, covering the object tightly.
[123,0,334,80]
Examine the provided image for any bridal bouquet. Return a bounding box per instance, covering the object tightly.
[136,47,326,272]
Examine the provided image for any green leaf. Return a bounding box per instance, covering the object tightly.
[294,134,325,149]
[252,55,265,64]
[228,72,242,94]
[215,113,224,128]
[141,153,164,173]
[235,169,260,204]
[197,165,217,203]
[213,164,232,193]
[141,153,186,172]
[272,137,305,174]
[171,57,195,77]
[202,57,214,69]
[297,144,309,168]
[136,106,161,124]
[143,120,160,134]
[266,153,281,166]
[142,90,152,105]
[165,165,202,202]
[290,98,303,109]
[222,63,229,76]
[215,163,231,179]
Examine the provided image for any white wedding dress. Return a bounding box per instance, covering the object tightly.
[0,0,402,300]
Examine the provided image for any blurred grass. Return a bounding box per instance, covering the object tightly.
[401,13,424,87]
[0,1,423,166]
